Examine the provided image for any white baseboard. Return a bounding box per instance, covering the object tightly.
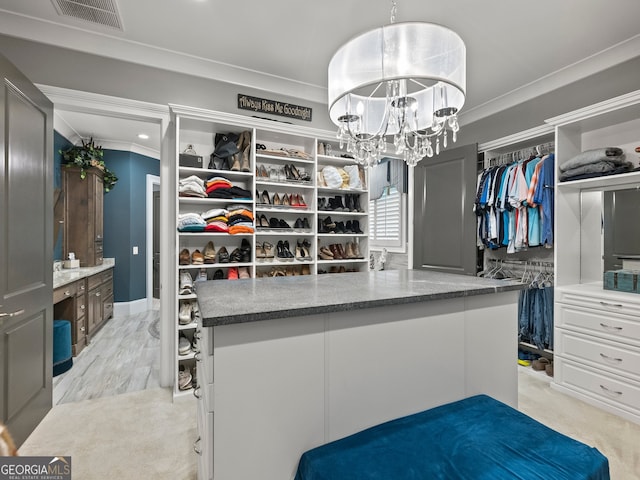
[114,298,149,317]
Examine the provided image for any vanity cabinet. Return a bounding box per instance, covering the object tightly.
[62,166,104,267]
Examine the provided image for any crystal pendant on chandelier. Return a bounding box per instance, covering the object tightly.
[328,1,466,167]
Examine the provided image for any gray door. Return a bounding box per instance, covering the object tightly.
[413,143,478,275]
[152,189,160,299]
[0,52,53,446]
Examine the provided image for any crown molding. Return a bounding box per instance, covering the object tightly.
[98,140,160,160]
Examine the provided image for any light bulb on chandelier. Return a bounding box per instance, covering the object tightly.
[328,0,466,167]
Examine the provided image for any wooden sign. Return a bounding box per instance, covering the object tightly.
[237,94,312,122]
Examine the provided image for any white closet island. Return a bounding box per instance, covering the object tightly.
[193,269,524,480]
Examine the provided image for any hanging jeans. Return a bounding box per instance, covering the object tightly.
[518,287,554,350]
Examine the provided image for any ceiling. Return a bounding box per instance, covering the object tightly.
[0,0,639,155]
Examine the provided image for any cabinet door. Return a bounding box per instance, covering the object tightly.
[87,287,103,337]
[412,143,478,275]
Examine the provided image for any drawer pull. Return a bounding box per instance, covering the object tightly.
[0,309,25,318]
[599,385,623,396]
[599,301,623,308]
[80,305,85,310]
[599,323,623,331]
[599,353,622,363]
[65,290,71,297]
[193,436,202,455]
[193,387,201,399]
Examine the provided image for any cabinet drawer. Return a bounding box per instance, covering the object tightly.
[557,289,640,315]
[54,283,77,303]
[101,281,113,298]
[74,317,86,341]
[101,269,113,284]
[560,361,640,414]
[557,331,640,381]
[87,273,102,290]
[556,303,640,346]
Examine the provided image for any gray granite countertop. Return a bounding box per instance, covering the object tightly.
[53,258,115,289]
[196,269,525,327]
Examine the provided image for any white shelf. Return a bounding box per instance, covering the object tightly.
[317,210,367,216]
[557,170,640,192]
[172,106,371,400]
[317,258,367,264]
[178,322,198,330]
[317,233,367,238]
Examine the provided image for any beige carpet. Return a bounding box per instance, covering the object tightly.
[19,387,197,480]
[518,367,640,480]
[17,370,640,479]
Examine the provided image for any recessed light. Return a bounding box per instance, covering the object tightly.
[138,133,149,140]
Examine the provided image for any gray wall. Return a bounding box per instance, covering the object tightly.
[0,34,334,131]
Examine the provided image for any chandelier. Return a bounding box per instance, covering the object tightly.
[327,1,466,167]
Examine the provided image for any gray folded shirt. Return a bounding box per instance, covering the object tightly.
[560,147,625,172]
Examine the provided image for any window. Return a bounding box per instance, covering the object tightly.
[369,186,406,251]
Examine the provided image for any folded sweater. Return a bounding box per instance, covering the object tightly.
[560,147,624,172]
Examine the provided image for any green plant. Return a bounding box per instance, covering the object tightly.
[59,137,118,192]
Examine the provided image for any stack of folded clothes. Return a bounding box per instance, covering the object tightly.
[559,147,632,181]
[201,208,229,233]
[227,204,254,234]
[177,212,206,232]
[179,175,206,198]
[206,176,252,199]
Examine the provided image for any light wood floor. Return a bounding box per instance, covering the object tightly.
[52,306,161,405]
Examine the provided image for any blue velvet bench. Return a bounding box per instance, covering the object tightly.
[294,395,609,480]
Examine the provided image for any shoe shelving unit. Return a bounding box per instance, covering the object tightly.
[169,106,372,398]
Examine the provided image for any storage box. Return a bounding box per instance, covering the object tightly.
[603,269,640,294]
[179,153,203,168]
[622,258,640,271]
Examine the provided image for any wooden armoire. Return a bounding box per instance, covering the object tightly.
[62,166,104,267]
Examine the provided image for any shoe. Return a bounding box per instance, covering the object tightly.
[301,265,311,275]
[228,267,239,280]
[178,333,192,356]
[178,301,193,325]
[273,193,281,206]
[282,193,291,207]
[178,365,192,390]
[240,239,252,262]
[279,219,292,229]
[195,268,208,283]
[344,221,354,234]
[345,242,357,259]
[283,240,295,260]
[302,218,310,230]
[192,302,200,323]
[240,145,251,172]
[230,153,241,171]
[334,221,345,234]
[230,248,243,263]
[323,216,336,231]
[217,246,229,263]
[329,244,343,259]
[203,241,216,263]
[258,164,269,178]
[334,196,346,211]
[545,361,554,377]
[269,217,280,229]
[318,142,325,155]
[179,271,193,294]
[256,243,266,260]
[213,269,224,280]
[238,267,251,279]
[352,220,364,234]
[294,218,303,230]
[191,249,204,265]
[352,240,363,258]
[179,248,190,265]
[258,214,269,228]
[261,190,271,205]
[318,198,326,210]
[263,242,275,259]
[319,246,334,260]
[532,357,550,371]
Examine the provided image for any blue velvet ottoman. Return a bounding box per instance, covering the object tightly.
[53,319,73,376]
[295,395,610,480]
